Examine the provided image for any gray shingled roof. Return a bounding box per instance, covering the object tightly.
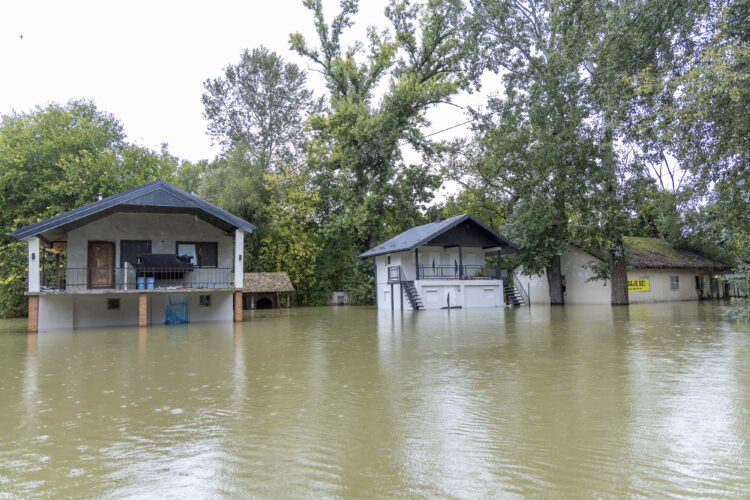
[359,214,519,258]
[10,179,256,240]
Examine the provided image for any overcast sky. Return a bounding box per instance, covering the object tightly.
[1,0,491,169]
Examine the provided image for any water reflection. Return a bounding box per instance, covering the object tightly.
[0,303,749,497]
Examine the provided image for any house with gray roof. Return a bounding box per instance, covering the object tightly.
[11,179,255,332]
[359,214,522,310]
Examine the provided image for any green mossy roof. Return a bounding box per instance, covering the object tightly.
[623,237,729,270]
[583,237,730,270]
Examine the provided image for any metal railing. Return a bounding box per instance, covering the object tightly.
[512,271,530,306]
[419,264,500,280]
[40,266,234,291]
[387,265,410,284]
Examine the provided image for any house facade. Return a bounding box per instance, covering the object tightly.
[360,215,522,310]
[12,180,255,332]
[516,237,732,305]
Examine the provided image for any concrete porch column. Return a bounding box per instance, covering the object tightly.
[28,296,39,334]
[138,293,148,327]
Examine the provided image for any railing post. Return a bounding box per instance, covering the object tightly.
[496,250,502,280]
[415,248,419,280]
[458,246,463,280]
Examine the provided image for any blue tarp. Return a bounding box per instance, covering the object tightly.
[165,295,189,325]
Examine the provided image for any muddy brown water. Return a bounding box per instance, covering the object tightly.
[1,302,749,498]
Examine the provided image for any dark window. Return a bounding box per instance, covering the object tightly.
[107,298,120,310]
[387,256,390,265]
[176,242,218,267]
[121,240,151,267]
[199,295,211,307]
[670,275,680,291]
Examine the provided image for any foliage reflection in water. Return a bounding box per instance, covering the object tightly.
[0,302,749,498]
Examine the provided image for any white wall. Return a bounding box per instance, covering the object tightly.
[416,281,503,310]
[373,247,503,310]
[38,295,74,331]
[37,290,234,331]
[149,291,233,324]
[67,212,234,271]
[518,247,706,305]
[627,269,701,303]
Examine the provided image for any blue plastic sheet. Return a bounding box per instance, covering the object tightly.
[165,295,189,325]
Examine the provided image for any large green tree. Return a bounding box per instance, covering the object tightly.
[463,0,602,305]
[202,46,319,172]
[0,100,179,317]
[289,0,468,302]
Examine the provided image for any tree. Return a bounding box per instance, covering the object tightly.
[464,0,601,304]
[202,46,319,172]
[258,167,327,305]
[0,100,179,317]
[289,0,468,302]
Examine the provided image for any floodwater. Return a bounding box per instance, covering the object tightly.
[1,303,749,498]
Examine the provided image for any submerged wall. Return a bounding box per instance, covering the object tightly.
[374,248,503,310]
[518,247,706,305]
[37,291,234,331]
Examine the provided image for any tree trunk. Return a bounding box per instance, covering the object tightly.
[546,255,564,305]
[609,236,629,305]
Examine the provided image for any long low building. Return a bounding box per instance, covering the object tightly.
[516,237,732,305]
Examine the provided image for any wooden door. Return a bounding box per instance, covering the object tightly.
[88,242,115,289]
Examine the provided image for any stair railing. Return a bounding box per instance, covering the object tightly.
[512,271,530,307]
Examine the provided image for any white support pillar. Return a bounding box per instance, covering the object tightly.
[27,237,40,293]
[234,230,245,289]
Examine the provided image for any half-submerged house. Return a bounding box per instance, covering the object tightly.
[12,179,255,332]
[516,237,732,305]
[359,214,521,310]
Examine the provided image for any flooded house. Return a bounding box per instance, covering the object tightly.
[516,237,733,305]
[360,214,522,310]
[12,179,255,332]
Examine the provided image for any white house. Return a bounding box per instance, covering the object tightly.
[359,214,522,310]
[516,237,732,305]
[12,180,255,332]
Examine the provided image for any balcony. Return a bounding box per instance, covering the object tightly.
[388,265,505,283]
[38,265,234,293]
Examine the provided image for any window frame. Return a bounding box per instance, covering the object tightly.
[175,241,218,268]
[670,275,680,291]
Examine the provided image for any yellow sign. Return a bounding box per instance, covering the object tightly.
[628,279,650,292]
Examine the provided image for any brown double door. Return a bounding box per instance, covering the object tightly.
[88,242,115,289]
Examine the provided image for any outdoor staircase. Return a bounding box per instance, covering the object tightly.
[504,281,526,307]
[402,281,423,311]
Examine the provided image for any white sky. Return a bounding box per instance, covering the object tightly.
[0,0,491,175]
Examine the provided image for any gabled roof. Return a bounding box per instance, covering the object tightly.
[10,179,256,240]
[243,272,294,293]
[359,214,519,258]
